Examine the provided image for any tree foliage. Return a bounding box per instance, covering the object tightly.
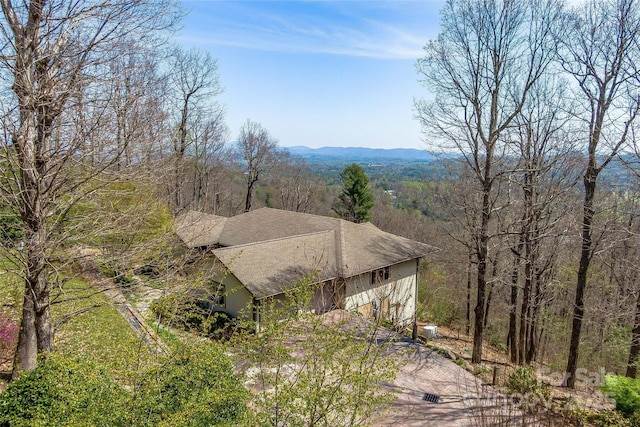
[0,344,248,427]
[333,163,374,223]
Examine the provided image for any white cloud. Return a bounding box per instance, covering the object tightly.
[181,1,441,59]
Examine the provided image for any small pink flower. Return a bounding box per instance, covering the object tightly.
[0,312,18,345]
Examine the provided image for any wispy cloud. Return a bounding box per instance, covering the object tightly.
[181,1,443,59]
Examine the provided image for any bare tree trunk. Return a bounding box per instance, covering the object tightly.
[509,236,524,364]
[473,166,492,364]
[13,145,52,374]
[245,178,256,212]
[518,237,533,365]
[626,290,640,378]
[12,292,37,377]
[484,253,499,328]
[526,270,544,364]
[566,174,596,387]
[466,250,473,336]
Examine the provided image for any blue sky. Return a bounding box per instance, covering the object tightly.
[179,1,445,149]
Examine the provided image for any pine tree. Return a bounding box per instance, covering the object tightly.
[333,164,374,223]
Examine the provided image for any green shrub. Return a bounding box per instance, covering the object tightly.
[425,297,460,327]
[98,260,137,286]
[127,342,249,426]
[602,375,640,418]
[505,366,550,402]
[151,293,237,339]
[591,409,635,427]
[0,344,249,427]
[0,353,126,426]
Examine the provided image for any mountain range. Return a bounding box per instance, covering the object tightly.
[285,146,436,163]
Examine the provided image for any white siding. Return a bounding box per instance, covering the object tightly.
[344,259,417,325]
[215,259,419,326]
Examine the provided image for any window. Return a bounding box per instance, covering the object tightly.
[371,266,390,284]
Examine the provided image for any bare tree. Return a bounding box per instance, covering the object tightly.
[167,46,223,211]
[416,0,561,364]
[105,52,168,169]
[236,120,279,212]
[189,111,231,213]
[507,76,576,365]
[0,0,178,375]
[269,151,318,213]
[558,0,640,388]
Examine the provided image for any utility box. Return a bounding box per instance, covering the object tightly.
[422,325,438,339]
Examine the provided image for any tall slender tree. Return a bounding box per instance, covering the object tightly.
[167,47,223,211]
[416,0,561,364]
[558,0,640,388]
[236,120,279,213]
[508,76,576,365]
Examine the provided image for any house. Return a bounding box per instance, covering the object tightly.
[175,208,435,326]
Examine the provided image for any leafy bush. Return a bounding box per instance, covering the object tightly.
[590,409,636,427]
[425,296,460,327]
[0,344,249,427]
[151,293,237,339]
[417,267,461,327]
[98,260,137,287]
[0,353,126,426]
[506,366,550,402]
[127,342,249,426]
[602,375,640,418]
[232,278,400,427]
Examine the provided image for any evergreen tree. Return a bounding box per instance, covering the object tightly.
[333,164,374,223]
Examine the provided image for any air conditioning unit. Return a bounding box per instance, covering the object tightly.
[422,325,438,339]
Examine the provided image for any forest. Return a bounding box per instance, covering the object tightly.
[2,0,640,425]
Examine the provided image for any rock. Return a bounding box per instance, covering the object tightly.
[444,349,458,360]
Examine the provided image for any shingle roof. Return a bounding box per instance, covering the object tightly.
[217,208,338,247]
[175,208,436,299]
[214,231,338,299]
[174,210,227,248]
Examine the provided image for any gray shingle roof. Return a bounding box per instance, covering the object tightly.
[174,210,227,248]
[214,230,338,299]
[175,208,436,299]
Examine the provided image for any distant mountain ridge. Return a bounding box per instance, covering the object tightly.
[286,146,436,162]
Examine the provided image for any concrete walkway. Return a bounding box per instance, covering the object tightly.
[372,339,486,426]
[319,311,508,426]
